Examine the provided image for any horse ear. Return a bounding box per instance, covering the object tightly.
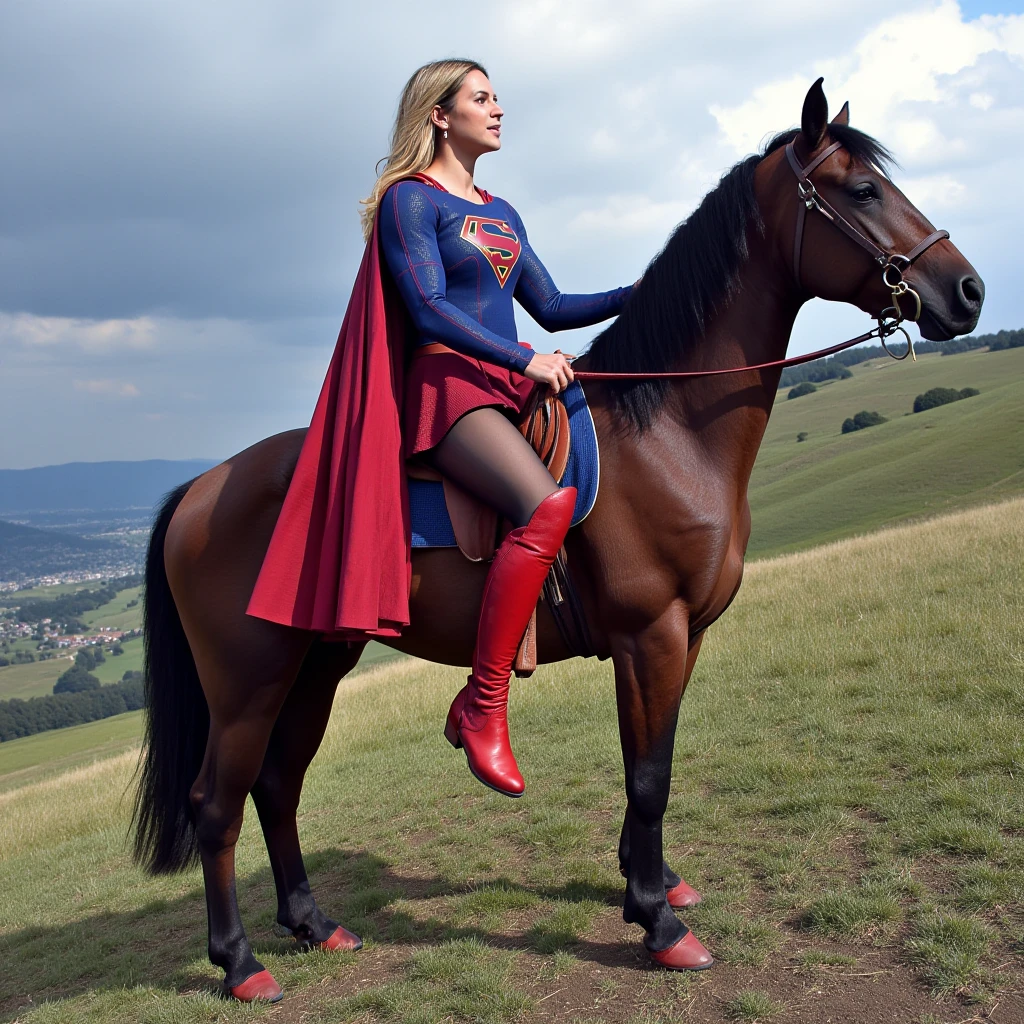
[831,101,850,126]
[801,77,828,149]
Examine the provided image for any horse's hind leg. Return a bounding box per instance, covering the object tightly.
[251,639,365,950]
[188,632,312,1001]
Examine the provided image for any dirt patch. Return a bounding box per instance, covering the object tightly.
[264,902,1022,1023]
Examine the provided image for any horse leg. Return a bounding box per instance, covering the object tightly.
[614,611,713,970]
[184,626,312,1001]
[251,639,365,951]
[618,634,705,909]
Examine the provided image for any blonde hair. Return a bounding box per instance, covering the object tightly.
[360,58,487,240]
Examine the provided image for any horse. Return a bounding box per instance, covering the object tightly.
[131,79,984,999]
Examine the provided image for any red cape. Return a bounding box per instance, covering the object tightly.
[246,215,412,638]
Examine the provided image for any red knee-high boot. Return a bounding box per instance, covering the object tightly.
[444,486,577,797]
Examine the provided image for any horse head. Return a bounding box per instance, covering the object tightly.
[760,78,984,341]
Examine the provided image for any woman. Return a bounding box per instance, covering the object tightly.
[370,58,633,798]
[249,58,633,798]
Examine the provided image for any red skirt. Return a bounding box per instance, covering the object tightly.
[403,342,537,458]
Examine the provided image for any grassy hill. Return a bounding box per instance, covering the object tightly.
[747,344,1024,557]
[0,498,1020,1022]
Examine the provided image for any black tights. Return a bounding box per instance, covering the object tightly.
[423,406,558,529]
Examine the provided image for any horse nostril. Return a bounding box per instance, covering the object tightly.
[957,275,984,310]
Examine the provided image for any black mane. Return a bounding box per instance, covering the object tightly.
[582,124,895,430]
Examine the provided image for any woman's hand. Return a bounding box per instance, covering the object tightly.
[524,350,575,394]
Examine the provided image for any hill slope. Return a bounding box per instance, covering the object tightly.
[0,497,1021,1021]
[0,520,123,581]
[747,344,1024,556]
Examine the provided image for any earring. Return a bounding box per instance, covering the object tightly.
[443,129,448,138]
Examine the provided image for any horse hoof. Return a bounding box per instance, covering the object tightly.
[649,930,714,971]
[320,925,363,952]
[666,878,702,908]
[229,968,284,1002]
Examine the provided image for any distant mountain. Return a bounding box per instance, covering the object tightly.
[0,519,138,584]
[0,460,217,514]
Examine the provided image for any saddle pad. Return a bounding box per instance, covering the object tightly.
[409,380,599,548]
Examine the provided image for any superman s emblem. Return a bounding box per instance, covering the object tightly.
[460,216,522,287]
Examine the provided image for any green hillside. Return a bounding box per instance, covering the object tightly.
[80,585,144,632]
[0,711,141,793]
[0,499,1020,1021]
[747,344,1024,557]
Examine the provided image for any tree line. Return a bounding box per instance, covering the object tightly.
[3,574,144,631]
[0,672,145,742]
[778,327,1023,389]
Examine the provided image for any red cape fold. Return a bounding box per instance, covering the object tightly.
[246,215,412,638]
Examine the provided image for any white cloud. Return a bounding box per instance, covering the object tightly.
[0,313,158,353]
[1,0,1022,466]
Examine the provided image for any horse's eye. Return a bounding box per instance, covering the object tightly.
[851,182,878,204]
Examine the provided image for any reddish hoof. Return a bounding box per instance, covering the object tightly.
[666,878,703,908]
[229,968,283,1002]
[649,930,714,971]
[319,925,363,952]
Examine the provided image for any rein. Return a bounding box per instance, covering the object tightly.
[573,141,949,383]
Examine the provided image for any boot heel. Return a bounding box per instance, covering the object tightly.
[444,716,462,749]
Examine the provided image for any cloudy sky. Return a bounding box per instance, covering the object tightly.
[1,0,1021,469]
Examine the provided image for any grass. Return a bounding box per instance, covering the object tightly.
[0,712,142,793]
[749,344,1024,556]
[0,497,1021,1021]
[0,641,145,700]
[80,586,144,632]
[0,658,68,699]
[725,990,783,1021]
[905,915,995,996]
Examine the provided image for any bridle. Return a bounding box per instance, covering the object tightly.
[784,139,949,357]
[572,139,951,382]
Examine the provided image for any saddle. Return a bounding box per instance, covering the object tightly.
[406,372,572,676]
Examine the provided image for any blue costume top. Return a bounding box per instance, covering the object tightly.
[378,179,633,374]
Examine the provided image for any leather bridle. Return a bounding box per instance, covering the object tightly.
[784,140,948,350]
[573,139,952,382]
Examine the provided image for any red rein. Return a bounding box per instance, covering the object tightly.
[571,326,886,381]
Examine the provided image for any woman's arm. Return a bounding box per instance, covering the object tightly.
[378,182,533,373]
[510,208,634,332]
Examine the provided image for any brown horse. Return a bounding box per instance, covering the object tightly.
[132,80,983,997]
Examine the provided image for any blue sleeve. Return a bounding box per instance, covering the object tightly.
[510,207,634,332]
[378,182,534,373]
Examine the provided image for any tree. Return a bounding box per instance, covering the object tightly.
[788,381,817,400]
[796,432,808,443]
[842,410,888,434]
[912,386,980,413]
[111,643,124,656]
[54,665,101,694]
[75,647,105,671]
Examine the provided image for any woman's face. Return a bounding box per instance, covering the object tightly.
[437,70,503,155]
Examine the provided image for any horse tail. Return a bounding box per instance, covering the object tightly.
[131,480,208,874]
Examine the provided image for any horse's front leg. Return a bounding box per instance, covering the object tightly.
[613,609,713,970]
[618,633,705,909]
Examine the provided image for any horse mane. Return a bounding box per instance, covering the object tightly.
[582,124,895,431]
